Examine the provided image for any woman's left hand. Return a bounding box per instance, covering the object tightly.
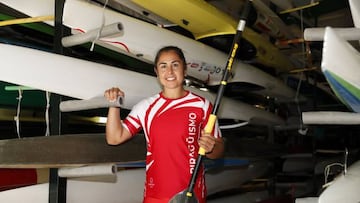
[198,130,216,154]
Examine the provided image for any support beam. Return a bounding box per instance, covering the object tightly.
[61,23,123,47]
[304,27,360,41]
[302,111,360,125]
[0,133,146,168]
[60,96,122,112]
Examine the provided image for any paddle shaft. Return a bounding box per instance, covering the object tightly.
[182,0,253,201]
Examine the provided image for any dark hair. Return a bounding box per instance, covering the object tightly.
[154,46,187,70]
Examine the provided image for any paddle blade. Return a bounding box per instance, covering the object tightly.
[168,191,198,203]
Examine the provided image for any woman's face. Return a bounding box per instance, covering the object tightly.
[155,50,186,90]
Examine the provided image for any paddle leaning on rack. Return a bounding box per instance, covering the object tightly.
[168,1,253,202]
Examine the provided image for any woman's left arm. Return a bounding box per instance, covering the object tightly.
[206,137,225,159]
[199,131,225,159]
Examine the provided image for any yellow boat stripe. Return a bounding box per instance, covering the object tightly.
[132,0,236,39]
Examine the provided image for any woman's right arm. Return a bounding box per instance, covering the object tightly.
[104,88,132,145]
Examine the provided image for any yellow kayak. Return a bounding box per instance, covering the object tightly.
[132,0,294,72]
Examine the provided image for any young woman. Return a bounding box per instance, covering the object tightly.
[104,46,224,203]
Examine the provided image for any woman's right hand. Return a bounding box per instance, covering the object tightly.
[104,87,124,102]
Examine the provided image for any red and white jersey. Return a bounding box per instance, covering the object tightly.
[123,91,221,203]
